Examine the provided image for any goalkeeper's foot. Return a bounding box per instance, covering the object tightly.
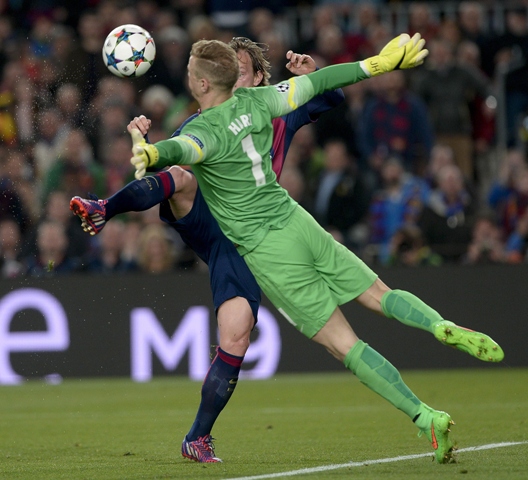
[433,320,504,362]
[416,404,456,464]
[70,195,108,236]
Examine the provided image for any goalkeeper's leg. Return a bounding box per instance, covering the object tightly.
[313,308,455,464]
[356,279,504,362]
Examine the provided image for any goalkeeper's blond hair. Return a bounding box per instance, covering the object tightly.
[190,40,239,92]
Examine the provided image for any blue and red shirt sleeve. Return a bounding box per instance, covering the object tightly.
[271,86,344,180]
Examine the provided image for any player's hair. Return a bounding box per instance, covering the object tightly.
[228,37,272,86]
[190,39,239,92]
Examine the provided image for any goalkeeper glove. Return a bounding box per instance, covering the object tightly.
[362,33,428,77]
[130,128,159,180]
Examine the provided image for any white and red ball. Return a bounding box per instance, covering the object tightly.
[102,24,156,78]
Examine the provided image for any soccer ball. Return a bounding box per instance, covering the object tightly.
[102,24,156,78]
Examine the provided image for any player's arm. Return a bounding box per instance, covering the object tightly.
[266,33,428,118]
[127,113,201,175]
[130,128,211,180]
[285,50,344,118]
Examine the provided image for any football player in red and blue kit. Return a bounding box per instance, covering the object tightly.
[70,37,343,463]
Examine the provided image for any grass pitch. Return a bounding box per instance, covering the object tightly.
[1,369,527,480]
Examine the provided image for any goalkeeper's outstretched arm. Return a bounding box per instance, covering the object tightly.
[265,33,429,120]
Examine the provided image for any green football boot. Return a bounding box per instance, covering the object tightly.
[433,320,504,362]
[416,405,456,464]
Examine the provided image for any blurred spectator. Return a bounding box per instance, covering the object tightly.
[414,37,495,181]
[312,81,367,164]
[259,30,290,84]
[364,21,393,58]
[89,75,138,123]
[463,212,507,265]
[135,224,179,274]
[436,18,462,49]
[367,156,430,264]
[504,208,528,263]
[12,76,37,147]
[388,224,442,267]
[418,164,476,263]
[495,166,528,239]
[358,70,434,179]
[42,128,105,203]
[248,7,293,48]
[0,73,17,147]
[426,140,482,202]
[408,2,439,43]
[97,0,140,33]
[455,38,496,191]
[311,139,371,243]
[28,15,54,59]
[49,25,92,93]
[139,85,176,138]
[1,148,38,228]
[24,220,81,276]
[488,148,527,210]
[55,83,84,129]
[32,107,70,184]
[287,123,325,188]
[102,134,136,196]
[146,25,190,98]
[279,165,306,206]
[0,218,26,278]
[424,143,456,189]
[345,2,380,60]
[85,219,138,274]
[298,4,338,54]
[135,0,161,34]
[21,190,91,261]
[187,15,219,43]
[311,24,355,67]
[0,152,31,234]
[76,10,112,103]
[121,219,143,265]
[92,99,132,161]
[458,2,491,61]
[486,7,528,148]
[171,1,206,31]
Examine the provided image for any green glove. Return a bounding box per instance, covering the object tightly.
[130,128,159,180]
[362,33,428,77]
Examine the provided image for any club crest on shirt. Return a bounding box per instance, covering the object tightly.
[275,83,290,93]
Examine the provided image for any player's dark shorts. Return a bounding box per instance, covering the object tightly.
[159,188,260,324]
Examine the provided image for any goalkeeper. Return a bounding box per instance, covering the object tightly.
[130,34,504,464]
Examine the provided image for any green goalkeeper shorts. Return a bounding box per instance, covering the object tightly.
[243,206,377,338]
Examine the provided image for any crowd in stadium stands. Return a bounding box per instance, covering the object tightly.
[2,0,528,278]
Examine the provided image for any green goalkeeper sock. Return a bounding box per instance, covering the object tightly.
[344,340,421,419]
[381,289,443,333]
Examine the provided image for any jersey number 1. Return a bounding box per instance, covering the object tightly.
[242,135,266,187]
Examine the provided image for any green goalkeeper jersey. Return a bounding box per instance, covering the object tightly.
[153,62,369,254]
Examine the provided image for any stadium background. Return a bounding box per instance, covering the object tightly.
[1,1,528,384]
[0,264,524,384]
